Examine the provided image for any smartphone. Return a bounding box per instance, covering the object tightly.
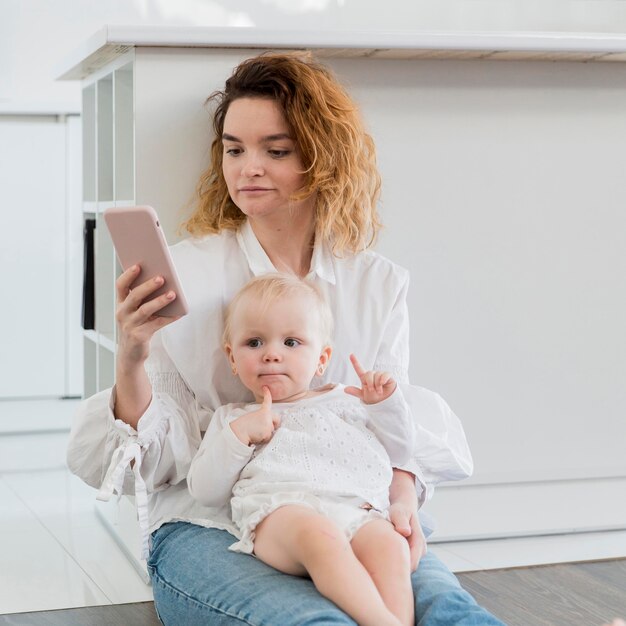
[103,205,189,317]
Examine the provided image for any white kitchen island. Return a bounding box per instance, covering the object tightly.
[60,26,626,576]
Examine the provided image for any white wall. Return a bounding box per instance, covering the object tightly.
[343,58,626,486]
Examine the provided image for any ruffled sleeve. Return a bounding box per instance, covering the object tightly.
[95,385,204,558]
[397,383,474,507]
[66,330,209,558]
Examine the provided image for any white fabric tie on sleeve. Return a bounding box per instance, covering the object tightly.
[97,436,151,560]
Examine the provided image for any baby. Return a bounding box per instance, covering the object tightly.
[188,273,416,626]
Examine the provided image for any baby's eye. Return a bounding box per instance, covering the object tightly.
[246,338,262,348]
[284,338,300,347]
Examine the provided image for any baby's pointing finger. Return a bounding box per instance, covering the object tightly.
[262,386,272,409]
[349,354,366,379]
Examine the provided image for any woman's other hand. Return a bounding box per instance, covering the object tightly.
[389,469,427,571]
[389,500,427,572]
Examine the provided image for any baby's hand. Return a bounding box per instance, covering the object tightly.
[230,387,280,446]
[344,354,397,404]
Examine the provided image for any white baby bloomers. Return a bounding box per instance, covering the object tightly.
[187,384,414,554]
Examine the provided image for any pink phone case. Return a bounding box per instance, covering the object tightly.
[103,205,189,317]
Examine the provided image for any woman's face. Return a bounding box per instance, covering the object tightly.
[221,97,315,223]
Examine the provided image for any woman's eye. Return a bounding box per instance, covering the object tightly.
[269,149,290,158]
[246,339,261,348]
[225,147,241,156]
[284,338,300,347]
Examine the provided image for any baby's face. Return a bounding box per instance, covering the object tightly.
[225,293,329,403]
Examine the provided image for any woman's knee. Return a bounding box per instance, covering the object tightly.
[150,569,252,626]
[411,551,468,603]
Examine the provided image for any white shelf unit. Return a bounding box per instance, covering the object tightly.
[81,54,147,577]
[81,56,135,397]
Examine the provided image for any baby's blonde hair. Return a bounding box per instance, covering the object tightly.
[223,273,333,347]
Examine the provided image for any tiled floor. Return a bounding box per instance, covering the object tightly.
[0,399,152,616]
[1,399,625,615]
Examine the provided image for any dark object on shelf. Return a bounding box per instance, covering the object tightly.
[82,218,96,330]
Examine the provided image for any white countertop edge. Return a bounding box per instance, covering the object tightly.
[57,24,626,80]
[85,24,626,50]
[0,102,81,115]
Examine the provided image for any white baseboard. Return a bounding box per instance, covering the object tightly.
[423,476,626,543]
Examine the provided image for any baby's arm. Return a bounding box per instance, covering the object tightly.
[188,390,281,507]
[345,354,415,466]
[187,404,254,507]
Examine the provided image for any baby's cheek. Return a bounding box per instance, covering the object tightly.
[240,354,260,375]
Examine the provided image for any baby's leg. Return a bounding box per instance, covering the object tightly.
[351,519,414,626]
[254,505,401,626]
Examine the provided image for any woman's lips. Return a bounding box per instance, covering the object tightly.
[239,186,272,192]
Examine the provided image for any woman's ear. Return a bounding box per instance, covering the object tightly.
[316,345,332,377]
[225,344,237,375]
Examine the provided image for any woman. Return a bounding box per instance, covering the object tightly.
[68,52,503,625]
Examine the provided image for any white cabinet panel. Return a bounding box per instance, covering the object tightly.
[358,59,626,484]
[0,118,67,398]
[133,51,626,486]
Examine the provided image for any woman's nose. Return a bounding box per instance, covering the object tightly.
[241,154,264,177]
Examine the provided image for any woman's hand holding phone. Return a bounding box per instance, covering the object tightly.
[115,264,182,369]
[103,205,189,427]
[113,265,183,429]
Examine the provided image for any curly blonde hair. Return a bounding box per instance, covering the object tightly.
[183,52,382,256]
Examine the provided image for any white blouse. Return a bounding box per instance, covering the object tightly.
[66,220,474,558]
[188,384,414,512]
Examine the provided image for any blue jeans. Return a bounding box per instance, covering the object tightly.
[148,522,505,625]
